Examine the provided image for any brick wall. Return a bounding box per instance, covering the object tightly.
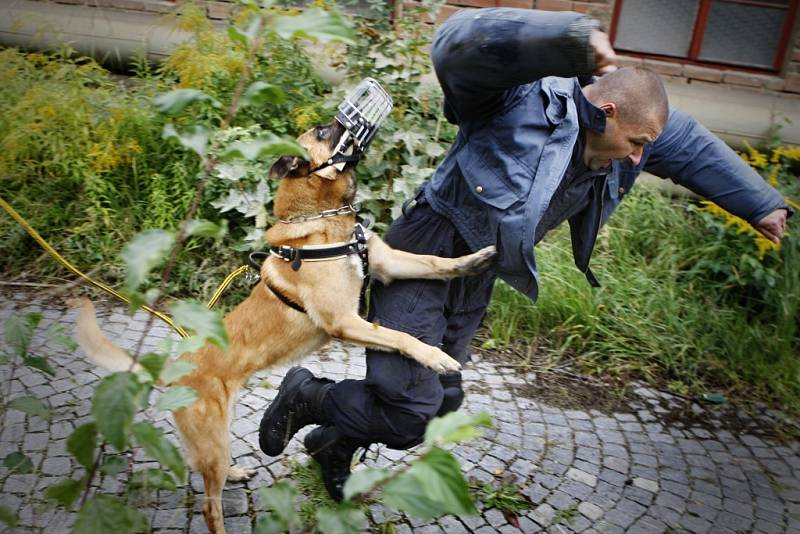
[35,0,800,97]
[410,0,800,98]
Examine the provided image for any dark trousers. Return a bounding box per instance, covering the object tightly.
[323,197,496,449]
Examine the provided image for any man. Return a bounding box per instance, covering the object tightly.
[259,8,790,500]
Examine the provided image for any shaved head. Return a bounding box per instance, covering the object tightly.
[584,67,669,129]
[581,68,669,170]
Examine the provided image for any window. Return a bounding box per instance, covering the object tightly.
[610,0,799,71]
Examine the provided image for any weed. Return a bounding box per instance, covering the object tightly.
[471,479,531,515]
[552,503,579,525]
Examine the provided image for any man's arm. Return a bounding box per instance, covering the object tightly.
[431,8,613,123]
[644,110,791,243]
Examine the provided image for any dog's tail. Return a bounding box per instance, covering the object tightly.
[72,297,142,374]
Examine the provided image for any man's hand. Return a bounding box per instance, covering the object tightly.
[590,30,617,75]
[754,208,789,244]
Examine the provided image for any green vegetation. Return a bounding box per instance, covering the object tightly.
[486,144,800,411]
[471,479,532,515]
[0,0,796,420]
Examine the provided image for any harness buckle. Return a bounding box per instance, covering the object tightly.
[278,245,296,262]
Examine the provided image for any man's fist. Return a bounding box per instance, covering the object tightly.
[590,30,617,75]
[755,208,789,244]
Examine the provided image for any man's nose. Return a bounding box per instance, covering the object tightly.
[627,145,643,166]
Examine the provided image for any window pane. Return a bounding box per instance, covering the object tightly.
[698,1,786,68]
[614,0,700,57]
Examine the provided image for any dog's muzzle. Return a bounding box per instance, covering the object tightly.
[314,78,393,173]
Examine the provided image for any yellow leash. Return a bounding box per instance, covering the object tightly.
[1,196,250,338]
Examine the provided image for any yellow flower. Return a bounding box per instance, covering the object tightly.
[698,201,782,260]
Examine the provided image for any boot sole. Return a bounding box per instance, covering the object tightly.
[259,367,313,456]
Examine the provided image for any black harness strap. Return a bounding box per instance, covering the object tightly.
[308,152,362,175]
[269,224,369,272]
[248,224,370,315]
[247,251,307,313]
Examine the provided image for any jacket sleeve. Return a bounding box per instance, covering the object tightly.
[644,110,790,225]
[431,8,598,123]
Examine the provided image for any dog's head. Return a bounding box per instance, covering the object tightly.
[269,120,358,207]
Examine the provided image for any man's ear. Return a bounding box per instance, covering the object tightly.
[269,156,310,180]
[599,103,617,118]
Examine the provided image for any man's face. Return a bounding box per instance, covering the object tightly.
[584,104,663,171]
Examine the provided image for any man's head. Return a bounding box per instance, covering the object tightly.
[581,67,668,170]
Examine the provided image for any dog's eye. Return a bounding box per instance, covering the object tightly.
[315,126,330,141]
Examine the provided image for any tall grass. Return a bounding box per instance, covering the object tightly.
[486,188,800,409]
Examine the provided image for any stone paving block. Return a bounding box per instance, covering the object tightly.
[566,467,597,487]
[529,503,556,527]
[578,501,603,521]
[2,296,800,534]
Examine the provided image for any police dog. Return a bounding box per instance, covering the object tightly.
[73,119,495,534]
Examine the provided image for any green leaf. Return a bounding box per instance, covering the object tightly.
[163,123,210,159]
[315,504,366,534]
[138,352,168,382]
[3,452,33,474]
[92,372,144,451]
[271,8,355,44]
[185,219,228,239]
[156,385,198,411]
[384,448,476,518]
[161,360,197,384]
[242,81,286,108]
[254,515,288,534]
[153,89,220,115]
[174,335,206,355]
[0,505,18,529]
[121,229,175,293]
[23,355,55,376]
[424,411,492,447]
[382,471,444,519]
[130,468,177,491]
[68,423,98,469]
[257,482,298,528]
[4,313,40,358]
[44,479,82,509]
[101,455,127,477]
[221,133,307,161]
[132,421,186,482]
[45,323,78,352]
[74,494,148,534]
[701,392,727,404]
[8,395,50,420]
[227,16,261,47]
[343,467,390,501]
[169,300,228,351]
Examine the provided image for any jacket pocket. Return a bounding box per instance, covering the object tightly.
[456,148,525,210]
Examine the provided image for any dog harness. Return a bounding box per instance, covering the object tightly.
[248,224,370,314]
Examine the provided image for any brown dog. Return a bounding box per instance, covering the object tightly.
[74,119,495,533]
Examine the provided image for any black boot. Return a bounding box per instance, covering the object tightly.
[259,367,333,456]
[304,425,363,502]
[436,371,464,417]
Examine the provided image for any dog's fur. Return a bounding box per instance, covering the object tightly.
[74,120,495,533]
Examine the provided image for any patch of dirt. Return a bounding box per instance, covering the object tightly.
[473,336,800,442]
[473,340,634,414]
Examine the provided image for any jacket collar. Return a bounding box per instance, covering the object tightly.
[573,82,606,133]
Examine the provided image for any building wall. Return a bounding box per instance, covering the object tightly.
[410,0,800,99]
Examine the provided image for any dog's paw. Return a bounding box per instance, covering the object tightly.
[227,464,257,482]
[419,347,461,374]
[454,245,497,275]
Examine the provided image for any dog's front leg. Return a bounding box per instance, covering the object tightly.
[367,235,495,285]
[325,315,460,373]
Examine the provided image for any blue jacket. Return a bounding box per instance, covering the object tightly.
[424,8,788,301]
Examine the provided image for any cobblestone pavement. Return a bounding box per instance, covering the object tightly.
[1,292,799,533]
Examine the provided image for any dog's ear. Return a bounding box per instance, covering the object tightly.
[269,156,310,180]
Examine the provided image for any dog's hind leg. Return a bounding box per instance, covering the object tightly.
[175,400,232,534]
